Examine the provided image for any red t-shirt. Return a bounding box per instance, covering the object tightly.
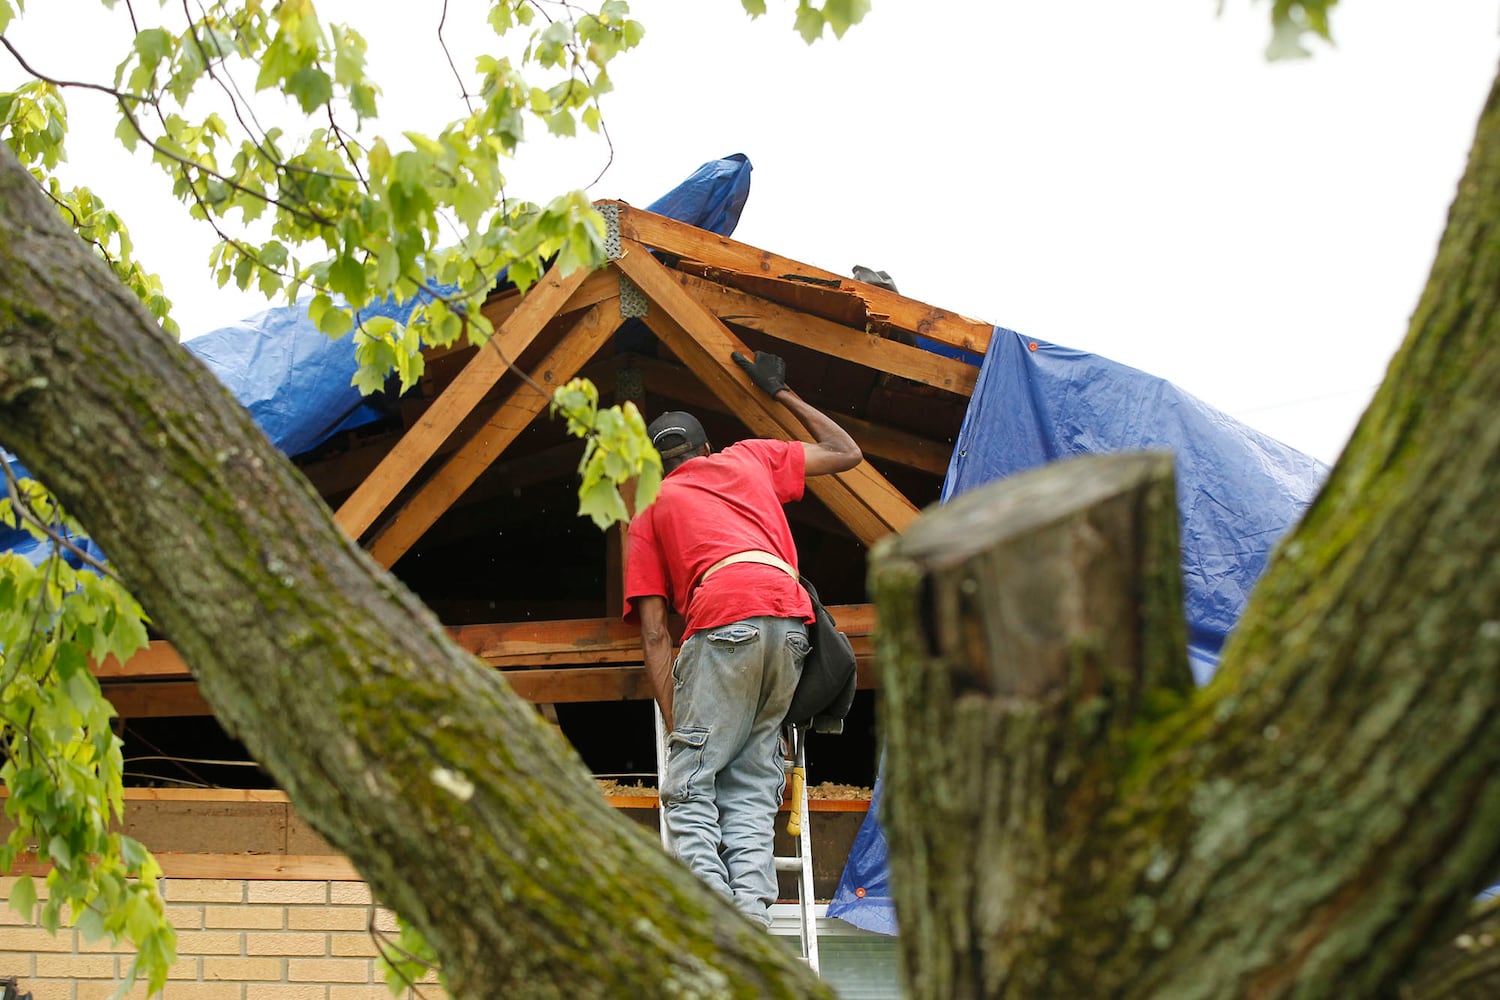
[624,439,813,640]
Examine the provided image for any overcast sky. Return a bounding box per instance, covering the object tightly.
[5,1,1498,463]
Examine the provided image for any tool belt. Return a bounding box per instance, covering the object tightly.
[697,549,797,586]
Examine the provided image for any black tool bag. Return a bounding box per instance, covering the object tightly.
[784,578,858,734]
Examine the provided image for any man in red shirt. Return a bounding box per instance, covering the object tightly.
[624,350,862,927]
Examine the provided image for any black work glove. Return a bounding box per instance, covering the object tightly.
[732,350,788,396]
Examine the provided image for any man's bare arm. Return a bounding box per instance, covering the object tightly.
[637,595,675,730]
[776,388,862,477]
[732,349,862,477]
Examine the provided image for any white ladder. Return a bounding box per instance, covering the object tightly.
[654,707,820,972]
[777,722,822,972]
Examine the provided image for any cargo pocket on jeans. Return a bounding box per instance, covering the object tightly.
[662,727,710,805]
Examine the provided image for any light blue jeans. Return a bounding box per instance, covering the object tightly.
[662,616,808,926]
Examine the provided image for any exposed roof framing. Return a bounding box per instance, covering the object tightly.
[336,201,988,559]
[97,201,991,721]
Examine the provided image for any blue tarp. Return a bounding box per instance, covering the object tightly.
[827,328,1328,935]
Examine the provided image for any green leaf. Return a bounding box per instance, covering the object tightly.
[740,0,768,15]
[287,65,334,112]
[75,903,106,942]
[577,476,627,531]
[822,0,871,38]
[48,834,74,868]
[134,27,172,65]
[327,253,365,303]
[124,891,158,942]
[113,114,141,153]
[7,874,36,921]
[793,3,824,43]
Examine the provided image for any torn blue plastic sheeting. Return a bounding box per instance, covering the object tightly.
[184,293,413,460]
[645,152,752,238]
[828,328,1328,935]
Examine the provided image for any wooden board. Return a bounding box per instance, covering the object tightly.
[675,270,978,397]
[609,200,994,356]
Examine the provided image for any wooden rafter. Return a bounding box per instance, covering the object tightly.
[616,354,956,476]
[607,200,995,357]
[615,240,917,544]
[367,298,622,568]
[674,271,978,397]
[333,262,594,541]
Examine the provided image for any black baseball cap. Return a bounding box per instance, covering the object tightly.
[648,410,708,460]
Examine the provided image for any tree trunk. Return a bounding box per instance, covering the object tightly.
[0,145,831,999]
[871,452,1194,997]
[873,62,1500,998]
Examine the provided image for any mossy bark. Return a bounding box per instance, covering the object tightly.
[873,64,1500,999]
[0,145,832,999]
[871,452,1193,997]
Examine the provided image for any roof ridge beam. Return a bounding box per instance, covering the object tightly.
[604,199,994,357]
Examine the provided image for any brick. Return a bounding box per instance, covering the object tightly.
[2,927,73,952]
[77,934,135,954]
[173,930,246,955]
[244,986,327,1000]
[203,956,286,981]
[287,958,370,984]
[166,988,248,1000]
[327,883,371,906]
[34,953,117,978]
[155,986,246,1000]
[75,982,151,1000]
[78,985,240,1000]
[369,909,398,934]
[246,932,327,957]
[330,987,412,1000]
[165,954,204,980]
[248,882,327,905]
[163,880,246,904]
[328,932,379,959]
[21,982,72,1000]
[287,908,368,932]
[206,905,287,930]
[165,904,206,929]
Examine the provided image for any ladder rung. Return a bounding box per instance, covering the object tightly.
[773,856,803,872]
